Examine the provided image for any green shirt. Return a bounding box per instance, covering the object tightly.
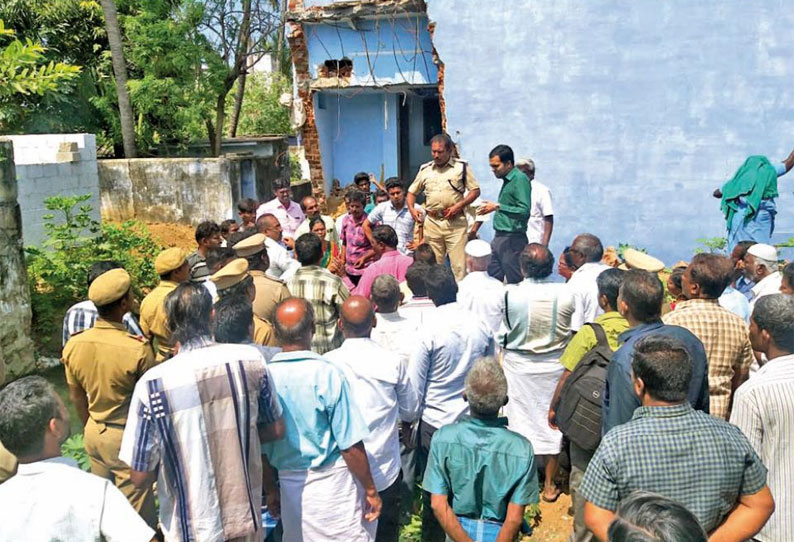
[493,167,531,233]
[423,416,538,521]
[559,311,630,372]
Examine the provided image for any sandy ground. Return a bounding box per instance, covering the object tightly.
[523,494,573,542]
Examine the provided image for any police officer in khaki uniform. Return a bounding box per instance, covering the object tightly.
[62,268,157,527]
[140,247,189,361]
[233,232,290,321]
[211,258,278,347]
[406,133,481,281]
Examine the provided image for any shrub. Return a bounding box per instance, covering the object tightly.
[25,194,163,341]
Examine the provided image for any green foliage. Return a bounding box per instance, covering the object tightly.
[61,433,91,471]
[616,242,646,261]
[289,151,302,184]
[776,237,794,249]
[0,18,81,131]
[25,194,163,339]
[231,72,292,137]
[694,236,727,254]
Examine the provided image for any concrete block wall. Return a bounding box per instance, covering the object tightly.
[2,134,101,247]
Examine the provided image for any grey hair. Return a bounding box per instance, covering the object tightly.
[752,293,794,351]
[467,254,490,272]
[608,491,708,542]
[371,275,401,313]
[572,233,604,262]
[0,376,61,457]
[165,282,213,344]
[754,256,778,273]
[465,357,508,416]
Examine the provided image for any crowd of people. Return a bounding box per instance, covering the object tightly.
[0,133,793,542]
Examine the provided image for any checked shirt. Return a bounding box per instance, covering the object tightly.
[580,403,766,532]
[663,298,754,419]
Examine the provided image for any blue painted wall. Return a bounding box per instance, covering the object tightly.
[314,91,400,186]
[426,0,794,264]
[304,17,437,85]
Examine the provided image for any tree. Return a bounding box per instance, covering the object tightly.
[0,18,80,131]
[201,0,281,154]
[99,0,137,157]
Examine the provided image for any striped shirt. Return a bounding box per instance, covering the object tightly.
[286,265,350,354]
[730,354,794,542]
[62,300,143,346]
[580,403,767,532]
[663,298,754,419]
[119,338,282,542]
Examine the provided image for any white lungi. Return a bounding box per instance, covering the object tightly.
[502,350,565,455]
[279,460,377,542]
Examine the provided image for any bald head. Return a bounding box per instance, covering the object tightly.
[301,196,319,218]
[274,297,314,349]
[340,296,375,338]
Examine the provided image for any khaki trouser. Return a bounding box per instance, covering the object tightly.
[423,214,468,281]
[84,418,157,529]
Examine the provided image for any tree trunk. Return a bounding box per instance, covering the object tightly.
[99,0,137,158]
[273,0,287,74]
[228,67,247,138]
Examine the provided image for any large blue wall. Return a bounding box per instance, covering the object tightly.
[427,0,794,264]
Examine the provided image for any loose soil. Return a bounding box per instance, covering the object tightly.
[523,494,573,542]
[146,222,197,250]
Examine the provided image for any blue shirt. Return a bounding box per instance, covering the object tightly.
[602,321,709,434]
[365,201,422,254]
[261,350,369,471]
[423,416,538,522]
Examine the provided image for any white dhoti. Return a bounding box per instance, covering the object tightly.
[502,350,565,455]
[279,460,377,542]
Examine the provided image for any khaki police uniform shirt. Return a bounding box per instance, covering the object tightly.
[62,319,157,426]
[408,157,480,212]
[251,270,290,322]
[139,280,179,358]
[254,316,278,347]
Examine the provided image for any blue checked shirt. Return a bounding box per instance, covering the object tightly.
[580,403,767,532]
[62,300,143,346]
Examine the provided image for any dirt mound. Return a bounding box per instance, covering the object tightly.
[146,222,196,250]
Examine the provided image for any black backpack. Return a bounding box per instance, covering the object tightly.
[555,322,613,451]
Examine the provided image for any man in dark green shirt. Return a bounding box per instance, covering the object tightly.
[478,144,531,283]
[424,357,538,542]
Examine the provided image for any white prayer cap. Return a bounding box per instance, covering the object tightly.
[747,243,778,262]
[465,239,492,258]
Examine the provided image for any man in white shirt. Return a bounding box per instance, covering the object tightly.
[325,296,419,542]
[370,275,419,366]
[256,212,300,282]
[406,264,494,542]
[400,262,436,326]
[457,239,505,334]
[744,243,782,312]
[567,233,610,331]
[294,195,339,244]
[731,294,794,542]
[255,178,305,248]
[517,158,554,246]
[0,376,153,542]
